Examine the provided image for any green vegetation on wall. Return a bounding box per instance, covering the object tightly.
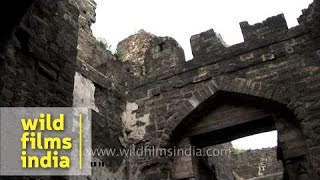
[95,37,111,51]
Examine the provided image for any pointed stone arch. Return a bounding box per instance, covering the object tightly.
[158,76,317,179]
[162,76,300,146]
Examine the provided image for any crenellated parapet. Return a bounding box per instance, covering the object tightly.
[119,11,311,81]
[240,14,288,42]
[72,0,319,87]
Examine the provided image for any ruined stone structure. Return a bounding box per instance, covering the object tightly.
[1,0,320,179]
[206,143,283,180]
[231,147,283,179]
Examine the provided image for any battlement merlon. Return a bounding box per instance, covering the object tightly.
[189,14,290,61]
[240,14,288,42]
[190,29,228,60]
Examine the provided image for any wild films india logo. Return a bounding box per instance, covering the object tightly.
[20,113,72,169]
[0,108,92,176]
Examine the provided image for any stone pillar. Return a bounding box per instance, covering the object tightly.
[274,115,315,180]
[173,138,199,179]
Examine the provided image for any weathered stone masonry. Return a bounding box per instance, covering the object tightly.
[1,0,320,179]
[0,0,79,107]
[199,143,284,180]
[122,0,320,179]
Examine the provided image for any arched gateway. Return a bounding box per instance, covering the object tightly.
[1,0,320,179]
[167,77,314,180]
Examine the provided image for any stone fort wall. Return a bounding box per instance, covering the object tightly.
[208,143,283,180]
[0,0,320,179]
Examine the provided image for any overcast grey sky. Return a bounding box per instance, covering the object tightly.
[92,0,312,60]
[92,0,312,149]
